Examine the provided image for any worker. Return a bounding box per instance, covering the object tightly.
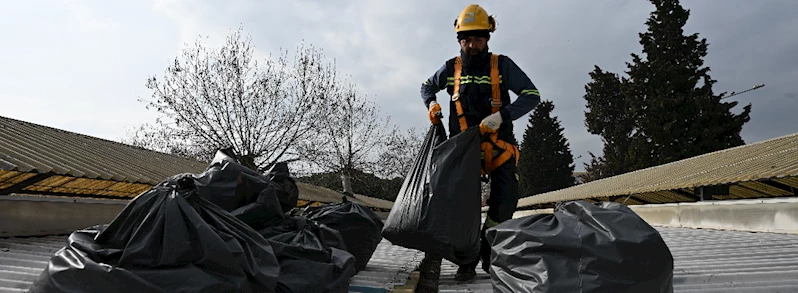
[418,4,542,285]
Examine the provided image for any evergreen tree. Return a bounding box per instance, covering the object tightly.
[580,151,609,183]
[583,66,635,179]
[518,100,576,197]
[582,0,752,179]
[626,0,751,169]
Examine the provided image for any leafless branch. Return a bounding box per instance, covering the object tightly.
[132,27,338,170]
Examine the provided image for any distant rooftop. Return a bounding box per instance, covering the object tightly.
[520,132,798,207]
[0,115,392,209]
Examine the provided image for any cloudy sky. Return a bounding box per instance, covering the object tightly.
[1,0,796,171]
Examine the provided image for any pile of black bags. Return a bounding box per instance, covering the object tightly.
[28,172,283,293]
[28,150,382,293]
[301,199,385,272]
[382,124,484,265]
[485,200,675,293]
[258,216,356,292]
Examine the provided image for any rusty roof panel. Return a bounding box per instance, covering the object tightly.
[0,172,34,190]
[0,172,30,183]
[519,132,798,207]
[776,177,798,188]
[0,171,389,207]
[744,181,793,196]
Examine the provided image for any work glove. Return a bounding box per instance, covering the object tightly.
[428,100,442,124]
[479,112,502,134]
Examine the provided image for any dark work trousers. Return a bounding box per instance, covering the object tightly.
[462,155,519,272]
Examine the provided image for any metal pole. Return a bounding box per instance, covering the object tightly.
[727,84,765,98]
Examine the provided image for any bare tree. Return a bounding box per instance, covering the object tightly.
[374,126,425,179]
[123,122,216,162]
[296,79,396,195]
[130,26,338,170]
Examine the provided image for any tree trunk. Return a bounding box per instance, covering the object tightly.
[341,173,354,196]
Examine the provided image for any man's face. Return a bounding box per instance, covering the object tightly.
[459,36,488,55]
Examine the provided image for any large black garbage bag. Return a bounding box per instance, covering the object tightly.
[301,200,384,271]
[258,216,357,293]
[382,124,483,265]
[485,200,674,293]
[265,161,300,212]
[195,150,297,225]
[28,175,281,293]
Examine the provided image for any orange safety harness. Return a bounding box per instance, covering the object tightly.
[452,54,520,175]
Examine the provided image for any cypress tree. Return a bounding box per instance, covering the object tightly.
[582,0,752,179]
[518,100,576,197]
[583,66,635,179]
[627,0,752,169]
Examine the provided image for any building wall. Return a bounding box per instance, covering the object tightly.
[0,196,127,237]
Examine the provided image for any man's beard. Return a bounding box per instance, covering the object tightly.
[462,45,489,66]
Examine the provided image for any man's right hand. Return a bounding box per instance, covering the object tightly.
[428,100,442,124]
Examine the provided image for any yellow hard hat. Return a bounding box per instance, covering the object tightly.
[454,4,496,33]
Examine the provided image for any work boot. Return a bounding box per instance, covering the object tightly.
[454,265,477,283]
[482,260,490,275]
[477,222,496,274]
[416,253,441,293]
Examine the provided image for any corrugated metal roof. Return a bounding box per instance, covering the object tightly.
[0,235,426,293]
[0,116,393,209]
[349,239,425,292]
[0,235,64,293]
[433,226,798,292]
[4,226,798,292]
[0,116,207,185]
[518,132,798,207]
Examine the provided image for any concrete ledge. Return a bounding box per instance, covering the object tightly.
[632,198,798,234]
[510,197,798,234]
[1,196,127,237]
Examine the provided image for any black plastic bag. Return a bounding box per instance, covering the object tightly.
[485,200,674,293]
[195,151,297,225]
[301,200,384,271]
[258,216,357,293]
[28,175,281,293]
[265,161,300,212]
[382,124,483,265]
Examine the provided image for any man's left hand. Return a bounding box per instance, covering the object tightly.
[479,112,502,134]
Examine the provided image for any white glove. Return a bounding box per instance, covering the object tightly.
[480,112,503,134]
